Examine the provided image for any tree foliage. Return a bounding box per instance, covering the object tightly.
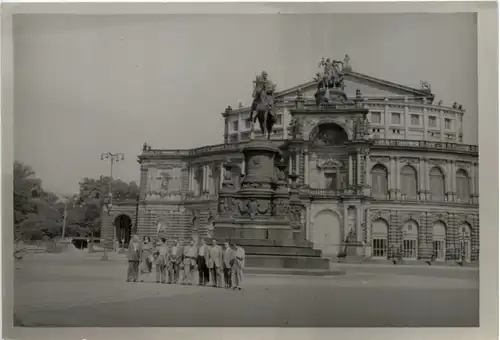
[14,161,62,240]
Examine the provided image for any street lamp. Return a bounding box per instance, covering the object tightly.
[100,152,125,261]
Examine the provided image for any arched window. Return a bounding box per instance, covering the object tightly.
[400,165,418,200]
[311,123,349,146]
[432,221,447,261]
[371,164,388,199]
[429,167,445,201]
[402,220,419,259]
[371,219,388,258]
[456,169,470,202]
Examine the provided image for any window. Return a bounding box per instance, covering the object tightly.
[410,114,420,125]
[324,172,337,191]
[432,222,447,261]
[391,112,401,125]
[402,221,419,259]
[245,119,252,129]
[429,167,445,201]
[240,132,251,141]
[400,165,418,199]
[372,239,387,258]
[429,116,437,128]
[275,114,283,125]
[371,164,388,198]
[402,239,418,259]
[371,219,388,258]
[232,120,239,131]
[371,112,382,124]
[456,169,470,202]
[444,118,452,130]
[229,134,238,143]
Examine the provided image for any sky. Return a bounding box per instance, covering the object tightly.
[13,13,478,195]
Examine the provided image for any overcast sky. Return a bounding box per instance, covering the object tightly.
[13,13,478,195]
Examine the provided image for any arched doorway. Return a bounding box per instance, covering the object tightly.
[402,220,419,259]
[310,123,349,146]
[458,223,472,262]
[115,215,132,248]
[371,219,388,259]
[312,210,342,257]
[432,221,447,261]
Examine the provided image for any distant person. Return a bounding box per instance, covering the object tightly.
[126,235,142,283]
[182,239,198,285]
[154,238,169,284]
[208,239,223,288]
[141,236,154,275]
[169,238,183,284]
[197,238,210,286]
[231,242,245,290]
[222,241,233,289]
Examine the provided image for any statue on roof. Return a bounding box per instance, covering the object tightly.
[314,57,348,106]
[248,71,277,140]
[343,54,351,71]
[420,80,431,92]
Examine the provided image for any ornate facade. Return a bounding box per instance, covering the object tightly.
[102,58,479,263]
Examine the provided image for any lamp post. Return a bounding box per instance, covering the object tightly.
[100,152,125,261]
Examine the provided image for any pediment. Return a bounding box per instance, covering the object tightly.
[277,71,432,101]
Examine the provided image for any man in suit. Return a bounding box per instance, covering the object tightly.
[197,238,210,286]
[207,239,223,288]
[231,242,246,290]
[168,238,183,284]
[153,238,169,284]
[126,235,142,283]
[182,239,198,285]
[222,241,234,288]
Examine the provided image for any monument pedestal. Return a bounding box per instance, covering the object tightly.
[214,140,330,270]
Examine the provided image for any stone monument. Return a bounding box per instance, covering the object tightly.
[214,73,331,269]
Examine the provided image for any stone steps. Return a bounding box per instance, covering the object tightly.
[245,255,330,270]
[242,245,321,257]
[214,237,313,248]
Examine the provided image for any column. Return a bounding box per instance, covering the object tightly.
[470,162,476,199]
[365,207,372,257]
[356,207,363,243]
[295,153,300,175]
[304,149,309,186]
[202,165,207,193]
[348,155,353,186]
[223,118,229,144]
[356,152,362,185]
[241,159,246,176]
[384,102,390,139]
[440,110,445,142]
[207,164,213,195]
[423,108,428,140]
[424,158,430,194]
[343,205,348,241]
[394,157,400,199]
[418,159,425,200]
[219,162,224,189]
[450,161,456,201]
[365,154,371,187]
[288,154,293,174]
[336,166,341,191]
[404,104,409,139]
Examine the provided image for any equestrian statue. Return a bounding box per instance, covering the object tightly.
[248,71,277,140]
[314,57,349,106]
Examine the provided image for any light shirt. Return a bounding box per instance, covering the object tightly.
[235,247,245,260]
[199,245,206,256]
[132,243,138,252]
[172,246,178,255]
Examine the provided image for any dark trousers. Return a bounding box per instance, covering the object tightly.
[197,256,209,284]
[223,268,232,287]
[169,263,181,283]
[127,260,140,282]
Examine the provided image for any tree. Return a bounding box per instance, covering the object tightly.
[14,161,62,241]
[74,176,140,241]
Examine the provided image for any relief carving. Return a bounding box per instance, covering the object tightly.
[428,159,448,166]
[238,198,270,220]
[399,157,420,164]
[370,156,391,164]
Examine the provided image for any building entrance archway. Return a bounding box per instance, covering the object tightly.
[115,215,132,247]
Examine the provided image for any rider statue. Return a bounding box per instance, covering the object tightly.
[248,71,277,140]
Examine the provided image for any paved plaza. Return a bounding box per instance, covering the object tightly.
[14,253,479,327]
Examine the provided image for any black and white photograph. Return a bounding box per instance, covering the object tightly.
[3,6,495,333]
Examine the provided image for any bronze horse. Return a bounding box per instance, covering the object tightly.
[248,91,276,140]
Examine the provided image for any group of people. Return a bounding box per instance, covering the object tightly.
[126,235,246,290]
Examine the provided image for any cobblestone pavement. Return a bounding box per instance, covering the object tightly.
[14,253,479,327]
